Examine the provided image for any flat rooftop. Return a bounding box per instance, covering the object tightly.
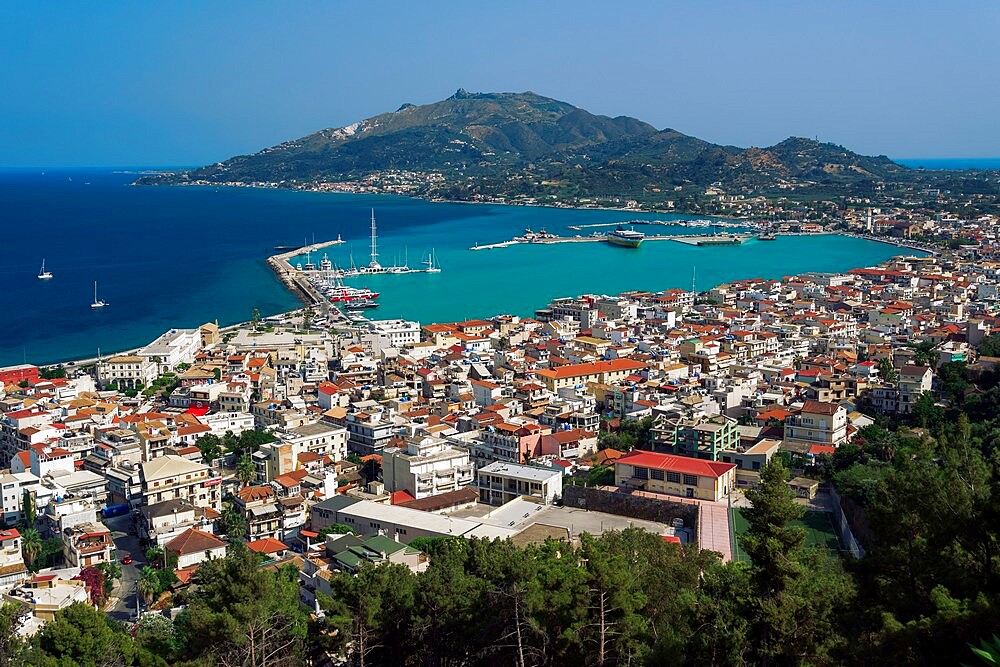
[478,461,562,482]
[289,421,342,437]
[452,499,682,541]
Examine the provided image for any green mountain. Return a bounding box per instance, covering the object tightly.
[136,89,909,197]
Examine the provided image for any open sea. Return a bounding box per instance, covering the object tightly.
[0,168,925,366]
[895,157,1000,170]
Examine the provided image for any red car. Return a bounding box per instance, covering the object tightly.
[121,554,132,565]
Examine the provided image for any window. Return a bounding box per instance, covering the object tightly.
[650,469,664,481]
[666,472,680,483]
[683,474,698,486]
[633,467,648,480]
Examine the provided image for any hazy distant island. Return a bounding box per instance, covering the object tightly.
[136,89,1000,217]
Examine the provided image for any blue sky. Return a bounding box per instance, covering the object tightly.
[1,2,997,166]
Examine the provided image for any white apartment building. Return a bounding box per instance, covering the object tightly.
[898,365,933,414]
[363,319,421,355]
[476,461,564,505]
[784,400,849,447]
[253,421,348,482]
[383,436,474,499]
[201,411,255,437]
[1,472,42,526]
[139,328,202,372]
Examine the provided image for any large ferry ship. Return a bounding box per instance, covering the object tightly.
[606,226,645,248]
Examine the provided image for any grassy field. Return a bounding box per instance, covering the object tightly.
[731,508,843,564]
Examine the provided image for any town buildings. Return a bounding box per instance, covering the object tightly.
[382,436,473,499]
[3,235,999,633]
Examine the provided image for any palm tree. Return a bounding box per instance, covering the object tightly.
[221,501,246,539]
[20,528,42,571]
[235,454,256,487]
[137,567,160,608]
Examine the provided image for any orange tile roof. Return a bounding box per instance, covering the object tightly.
[165,528,226,555]
[246,537,288,555]
[535,358,646,380]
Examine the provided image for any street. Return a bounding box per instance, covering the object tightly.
[103,513,143,621]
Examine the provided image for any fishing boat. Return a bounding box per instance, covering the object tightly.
[37,259,53,280]
[90,281,107,309]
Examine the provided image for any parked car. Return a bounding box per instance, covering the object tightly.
[121,553,132,565]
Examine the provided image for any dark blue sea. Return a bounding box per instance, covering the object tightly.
[0,169,922,366]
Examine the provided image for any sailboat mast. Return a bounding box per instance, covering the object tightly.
[370,209,378,266]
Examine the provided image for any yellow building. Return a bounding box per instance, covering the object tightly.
[534,359,647,392]
[614,450,736,502]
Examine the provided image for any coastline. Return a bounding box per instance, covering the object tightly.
[130,177,746,221]
[9,175,933,370]
[32,232,931,373]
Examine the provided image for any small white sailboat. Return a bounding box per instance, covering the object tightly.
[90,281,107,309]
[423,248,442,273]
[37,259,53,280]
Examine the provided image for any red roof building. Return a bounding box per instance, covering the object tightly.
[614,450,736,502]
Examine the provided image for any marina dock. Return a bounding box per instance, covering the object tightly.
[267,238,346,307]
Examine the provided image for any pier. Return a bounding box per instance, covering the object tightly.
[470,233,755,250]
[565,219,737,231]
[267,238,347,308]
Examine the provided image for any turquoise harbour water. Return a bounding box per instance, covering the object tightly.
[1,169,921,366]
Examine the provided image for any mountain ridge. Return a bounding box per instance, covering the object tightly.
[135,89,910,199]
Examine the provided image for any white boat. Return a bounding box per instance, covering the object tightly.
[37,259,53,280]
[606,226,645,248]
[90,281,107,309]
[423,249,442,273]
